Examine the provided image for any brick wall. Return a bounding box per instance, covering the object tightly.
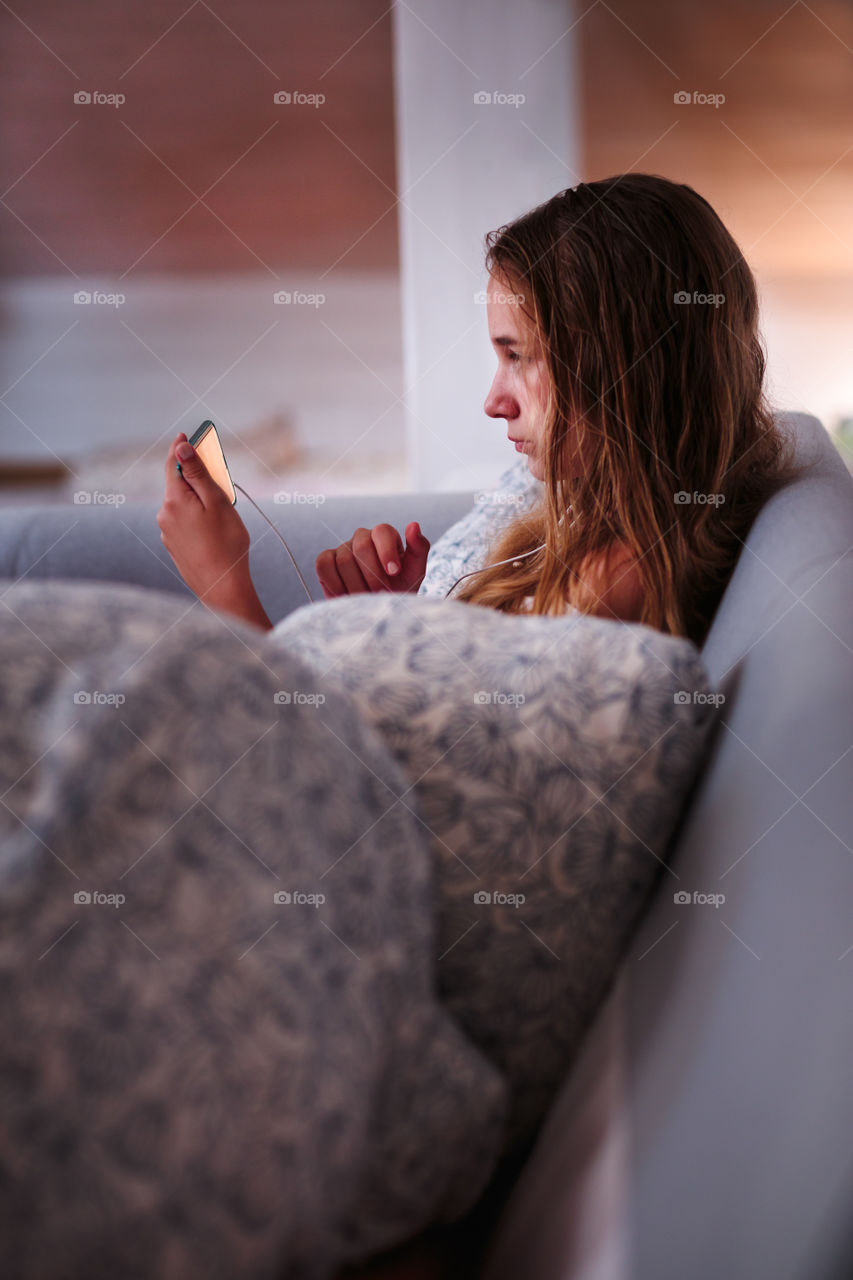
[0,0,398,275]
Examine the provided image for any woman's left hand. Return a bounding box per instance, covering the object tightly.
[157,434,271,627]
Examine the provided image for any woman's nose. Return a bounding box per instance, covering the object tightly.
[484,372,517,420]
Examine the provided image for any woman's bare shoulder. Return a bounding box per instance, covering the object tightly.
[587,542,645,623]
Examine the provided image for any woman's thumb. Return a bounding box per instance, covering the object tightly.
[405,522,430,558]
[176,441,218,500]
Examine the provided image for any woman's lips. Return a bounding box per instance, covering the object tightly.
[510,438,530,453]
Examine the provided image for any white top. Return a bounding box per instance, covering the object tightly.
[418,459,544,601]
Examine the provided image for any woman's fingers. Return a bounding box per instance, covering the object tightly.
[315,522,428,597]
[370,524,405,577]
[398,522,430,591]
[404,522,430,568]
[157,436,252,604]
[351,526,398,587]
[164,434,190,497]
[315,550,337,597]
[315,543,370,597]
[334,544,371,594]
[315,548,348,597]
[172,438,227,509]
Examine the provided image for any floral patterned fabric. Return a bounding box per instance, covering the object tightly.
[418,458,543,600]
[0,581,508,1280]
[273,594,716,1149]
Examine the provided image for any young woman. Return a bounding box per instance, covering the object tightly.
[158,173,796,645]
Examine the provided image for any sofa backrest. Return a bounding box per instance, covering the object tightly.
[483,412,853,1280]
[0,490,474,621]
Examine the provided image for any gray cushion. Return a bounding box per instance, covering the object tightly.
[272,593,717,1148]
[0,580,507,1278]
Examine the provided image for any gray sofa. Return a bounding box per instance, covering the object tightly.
[1,409,852,1280]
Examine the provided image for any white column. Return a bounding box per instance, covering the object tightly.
[392,0,581,491]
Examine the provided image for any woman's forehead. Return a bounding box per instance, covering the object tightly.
[486,288,538,348]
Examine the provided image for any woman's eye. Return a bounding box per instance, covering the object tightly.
[506,350,521,363]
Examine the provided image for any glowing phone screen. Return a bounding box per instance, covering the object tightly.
[189,420,236,505]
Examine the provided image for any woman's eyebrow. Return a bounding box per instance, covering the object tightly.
[492,334,521,347]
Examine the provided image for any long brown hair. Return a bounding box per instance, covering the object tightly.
[456,174,797,644]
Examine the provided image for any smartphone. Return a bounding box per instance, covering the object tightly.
[179,420,236,505]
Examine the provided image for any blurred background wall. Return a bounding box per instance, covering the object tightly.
[0,0,851,502]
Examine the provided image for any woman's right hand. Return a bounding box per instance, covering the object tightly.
[315,522,430,598]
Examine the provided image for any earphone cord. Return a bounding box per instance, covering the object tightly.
[442,506,575,599]
[443,542,546,599]
[234,483,315,605]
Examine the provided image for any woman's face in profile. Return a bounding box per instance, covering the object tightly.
[483,275,550,482]
[484,274,588,485]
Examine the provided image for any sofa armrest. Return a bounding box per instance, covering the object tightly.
[0,492,474,622]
